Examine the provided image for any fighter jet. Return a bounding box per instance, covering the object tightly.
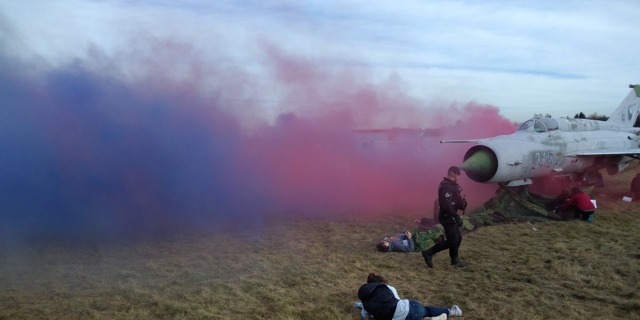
[444,85,640,186]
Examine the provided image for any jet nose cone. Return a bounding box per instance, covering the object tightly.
[461,146,498,182]
[460,149,491,172]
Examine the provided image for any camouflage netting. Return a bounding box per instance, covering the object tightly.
[463,185,566,231]
[410,227,444,251]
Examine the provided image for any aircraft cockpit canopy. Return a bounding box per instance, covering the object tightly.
[517,118,559,133]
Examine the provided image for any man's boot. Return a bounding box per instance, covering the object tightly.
[451,257,467,268]
[421,250,434,268]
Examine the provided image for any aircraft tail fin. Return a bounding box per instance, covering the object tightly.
[607,84,640,127]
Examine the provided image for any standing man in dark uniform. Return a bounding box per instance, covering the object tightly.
[421,166,467,268]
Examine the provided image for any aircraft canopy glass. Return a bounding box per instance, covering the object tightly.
[538,118,559,131]
[516,118,559,133]
[517,120,534,131]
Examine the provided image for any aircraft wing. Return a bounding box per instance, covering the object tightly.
[567,148,640,156]
[440,139,486,143]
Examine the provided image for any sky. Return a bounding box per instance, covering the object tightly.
[0,0,638,240]
[3,0,639,122]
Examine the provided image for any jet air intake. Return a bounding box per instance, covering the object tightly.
[461,145,498,182]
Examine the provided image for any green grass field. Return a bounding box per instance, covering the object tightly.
[1,171,639,319]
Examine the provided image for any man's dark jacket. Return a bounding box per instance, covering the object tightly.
[438,177,465,226]
[357,282,398,320]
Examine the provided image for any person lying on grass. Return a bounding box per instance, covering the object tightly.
[376,231,415,252]
[376,229,445,253]
[357,272,463,320]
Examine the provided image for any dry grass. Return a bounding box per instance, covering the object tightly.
[1,171,640,319]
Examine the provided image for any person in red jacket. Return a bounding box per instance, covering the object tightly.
[555,187,596,221]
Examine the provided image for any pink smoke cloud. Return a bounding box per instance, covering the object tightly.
[0,37,518,239]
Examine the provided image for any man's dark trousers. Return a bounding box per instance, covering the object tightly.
[430,222,462,263]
